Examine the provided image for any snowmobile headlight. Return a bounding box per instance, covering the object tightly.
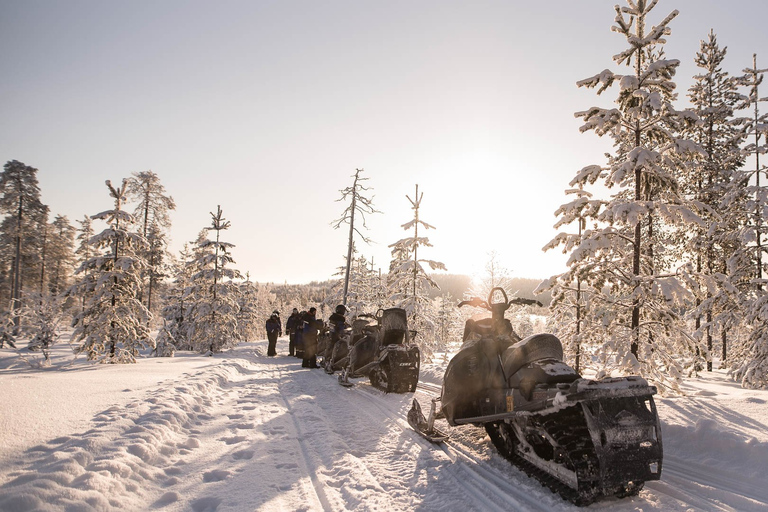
[640,441,653,448]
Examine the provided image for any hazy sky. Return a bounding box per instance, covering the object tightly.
[1,1,766,285]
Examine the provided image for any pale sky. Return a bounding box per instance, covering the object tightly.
[1,1,766,284]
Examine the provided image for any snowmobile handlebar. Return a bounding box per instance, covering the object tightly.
[458,287,543,312]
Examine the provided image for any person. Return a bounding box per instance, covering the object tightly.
[326,304,349,369]
[285,308,301,356]
[302,307,322,368]
[294,311,307,359]
[265,313,282,357]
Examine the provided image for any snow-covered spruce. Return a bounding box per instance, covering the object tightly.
[186,205,242,355]
[70,179,153,363]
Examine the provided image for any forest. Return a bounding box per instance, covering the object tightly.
[1,2,767,396]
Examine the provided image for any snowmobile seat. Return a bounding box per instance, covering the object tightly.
[510,360,580,400]
[502,333,564,377]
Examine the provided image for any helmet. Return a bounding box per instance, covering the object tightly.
[272,310,280,316]
[335,304,347,315]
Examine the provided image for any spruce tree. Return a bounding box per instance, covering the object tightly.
[71,180,153,363]
[387,185,446,359]
[187,206,242,354]
[732,55,768,388]
[682,31,745,372]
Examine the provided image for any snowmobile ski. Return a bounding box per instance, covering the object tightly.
[407,398,449,443]
[338,369,354,387]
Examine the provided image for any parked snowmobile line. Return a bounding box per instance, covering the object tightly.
[408,287,662,506]
[337,308,420,393]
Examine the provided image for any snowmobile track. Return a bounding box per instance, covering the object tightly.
[357,385,554,511]
[274,367,335,512]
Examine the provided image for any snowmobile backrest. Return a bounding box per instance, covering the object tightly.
[502,333,564,378]
[462,317,517,342]
[352,318,376,336]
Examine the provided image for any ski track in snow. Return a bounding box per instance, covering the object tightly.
[1,341,768,511]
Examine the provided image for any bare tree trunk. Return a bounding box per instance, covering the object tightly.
[342,170,360,306]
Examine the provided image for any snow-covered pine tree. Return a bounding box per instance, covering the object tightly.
[156,244,196,353]
[681,31,746,373]
[387,185,446,359]
[731,55,768,388]
[331,168,381,306]
[71,180,153,363]
[187,206,242,355]
[433,293,462,357]
[69,215,96,314]
[47,215,76,296]
[0,161,48,332]
[540,185,606,373]
[544,1,701,393]
[235,274,260,342]
[20,291,62,366]
[126,170,175,313]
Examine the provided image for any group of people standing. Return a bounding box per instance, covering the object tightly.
[266,305,349,369]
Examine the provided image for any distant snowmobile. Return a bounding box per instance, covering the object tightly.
[408,287,662,506]
[338,308,420,393]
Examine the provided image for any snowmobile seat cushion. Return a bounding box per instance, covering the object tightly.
[502,333,564,377]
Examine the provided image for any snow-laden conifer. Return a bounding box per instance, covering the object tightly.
[681,31,746,373]
[156,244,196,353]
[126,170,175,312]
[731,55,768,388]
[47,215,76,296]
[20,291,62,366]
[0,160,48,332]
[186,206,242,355]
[71,180,153,363]
[235,274,260,342]
[387,185,446,359]
[543,1,701,393]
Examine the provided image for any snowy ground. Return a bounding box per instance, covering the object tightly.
[1,336,767,511]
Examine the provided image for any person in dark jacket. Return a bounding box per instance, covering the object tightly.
[285,308,301,356]
[265,313,282,356]
[302,307,321,368]
[325,304,349,368]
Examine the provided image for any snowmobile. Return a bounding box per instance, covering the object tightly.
[338,308,420,393]
[408,287,663,506]
[323,316,372,374]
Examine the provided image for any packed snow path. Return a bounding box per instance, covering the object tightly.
[1,339,768,511]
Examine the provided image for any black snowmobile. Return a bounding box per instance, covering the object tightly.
[323,316,372,374]
[408,288,662,506]
[338,308,420,393]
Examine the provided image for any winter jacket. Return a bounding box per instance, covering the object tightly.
[286,313,301,334]
[266,317,282,334]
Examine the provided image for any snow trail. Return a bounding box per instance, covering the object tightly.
[2,339,768,511]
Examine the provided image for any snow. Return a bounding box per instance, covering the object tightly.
[2,337,768,511]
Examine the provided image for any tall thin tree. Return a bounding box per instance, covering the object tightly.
[331,168,380,306]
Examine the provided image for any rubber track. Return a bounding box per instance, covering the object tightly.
[498,405,602,506]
